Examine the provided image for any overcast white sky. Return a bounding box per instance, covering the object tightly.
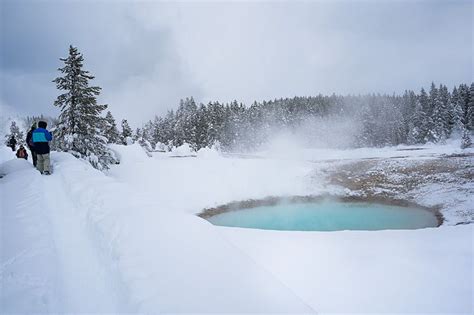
[1,0,472,126]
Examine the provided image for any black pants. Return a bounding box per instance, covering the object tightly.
[29,147,38,167]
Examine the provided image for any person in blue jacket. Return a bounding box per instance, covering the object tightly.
[32,121,53,175]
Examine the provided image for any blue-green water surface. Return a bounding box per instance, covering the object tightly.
[207,201,438,231]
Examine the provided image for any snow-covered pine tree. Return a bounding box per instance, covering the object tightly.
[447,87,458,137]
[423,85,438,143]
[239,105,258,151]
[450,87,465,137]
[52,45,117,170]
[407,97,425,144]
[357,96,383,147]
[222,100,247,150]
[467,83,474,131]
[387,96,406,145]
[4,121,25,146]
[133,127,153,153]
[151,116,163,146]
[157,110,176,149]
[244,101,265,148]
[141,120,155,149]
[172,97,199,148]
[132,128,143,143]
[220,104,235,149]
[182,97,198,147]
[172,101,184,146]
[103,111,121,144]
[432,84,450,143]
[461,128,472,149]
[206,101,225,146]
[457,84,470,126]
[121,119,133,145]
[150,117,168,151]
[401,90,417,142]
[195,103,209,149]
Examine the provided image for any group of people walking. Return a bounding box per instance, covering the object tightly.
[8,121,53,175]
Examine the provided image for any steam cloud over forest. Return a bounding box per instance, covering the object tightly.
[131,82,473,151]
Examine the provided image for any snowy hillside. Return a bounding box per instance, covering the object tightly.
[0,143,472,313]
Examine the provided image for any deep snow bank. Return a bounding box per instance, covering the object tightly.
[0,158,31,176]
[170,143,195,157]
[0,158,60,312]
[0,146,15,165]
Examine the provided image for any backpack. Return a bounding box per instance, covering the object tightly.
[17,149,26,158]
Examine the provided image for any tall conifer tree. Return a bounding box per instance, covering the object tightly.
[467,83,474,131]
[53,45,116,170]
[104,111,121,144]
[121,119,133,144]
[4,121,24,146]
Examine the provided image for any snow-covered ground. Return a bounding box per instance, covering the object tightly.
[1,142,472,313]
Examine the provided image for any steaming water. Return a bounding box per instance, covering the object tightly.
[207,201,438,231]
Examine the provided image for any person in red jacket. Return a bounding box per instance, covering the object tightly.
[16,145,28,160]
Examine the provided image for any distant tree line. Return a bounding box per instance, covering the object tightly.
[130,82,473,151]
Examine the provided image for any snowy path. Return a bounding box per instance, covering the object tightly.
[41,171,123,312]
[1,161,59,312]
[1,157,126,312]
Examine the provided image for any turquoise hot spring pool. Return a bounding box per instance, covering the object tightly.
[206,201,439,231]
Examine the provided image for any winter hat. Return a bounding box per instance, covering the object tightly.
[38,121,47,128]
